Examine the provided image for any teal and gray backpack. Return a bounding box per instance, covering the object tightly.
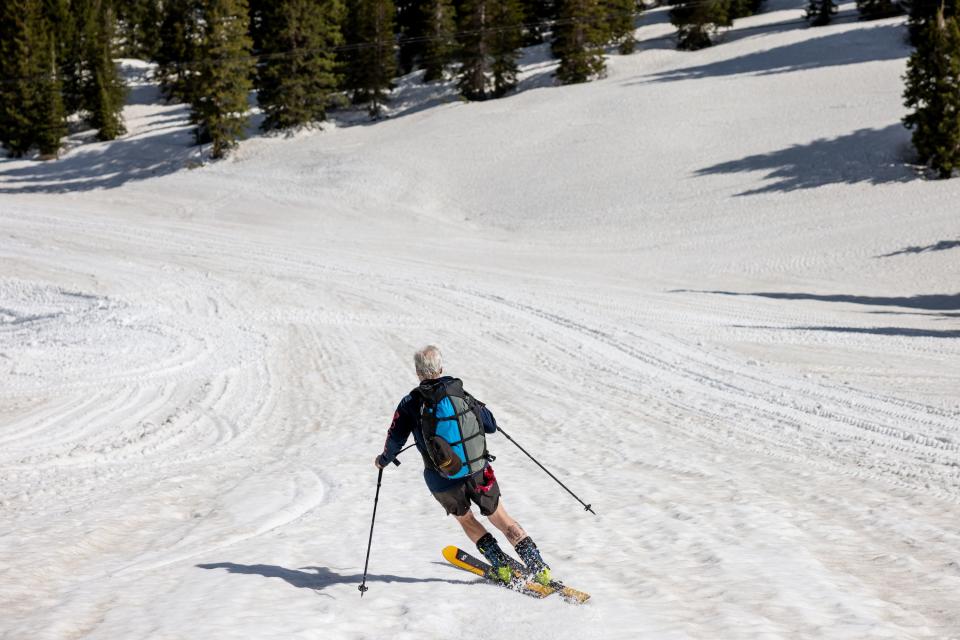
[415,378,490,479]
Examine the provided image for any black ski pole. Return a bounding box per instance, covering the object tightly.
[358,445,414,597]
[497,426,597,516]
[358,467,384,597]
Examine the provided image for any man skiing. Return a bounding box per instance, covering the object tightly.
[374,345,553,586]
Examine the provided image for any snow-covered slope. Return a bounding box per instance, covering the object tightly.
[2,3,959,638]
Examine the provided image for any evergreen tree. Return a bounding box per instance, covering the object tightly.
[907,0,959,44]
[192,0,255,158]
[0,0,40,156]
[456,0,490,99]
[34,5,67,157]
[490,0,523,96]
[81,0,127,140]
[117,0,163,59]
[420,0,457,81]
[519,0,557,45]
[157,0,202,102]
[44,0,83,115]
[457,0,523,99]
[342,0,397,116]
[856,0,904,19]
[805,0,837,25]
[669,0,731,50]
[0,0,66,158]
[256,0,344,131]
[603,0,640,54]
[248,0,268,51]
[727,0,766,19]
[395,0,424,74]
[903,9,960,178]
[552,0,607,84]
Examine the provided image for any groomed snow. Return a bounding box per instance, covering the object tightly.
[1,2,959,638]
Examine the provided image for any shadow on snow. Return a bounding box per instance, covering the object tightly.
[643,24,909,83]
[739,324,960,338]
[693,124,915,195]
[672,289,960,311]
[877,240,960,258]
[196,562,475,593]
[0,109,195,194]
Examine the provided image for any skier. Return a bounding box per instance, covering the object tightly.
[374,345,553,586]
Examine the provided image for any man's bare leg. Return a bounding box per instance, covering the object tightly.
[487,502,550,580]
[454,509,489,544]
[487,502,528,546]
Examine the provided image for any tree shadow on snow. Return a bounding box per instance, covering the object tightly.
[672,289,960,311]
[738,324,960,338]
[0,111,196,194]
[693,124,915,194]
[196,562,475,593]
[641,24,909,83]
[876,240,960,258]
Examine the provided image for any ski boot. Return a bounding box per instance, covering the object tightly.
[476,533,515,584]
[515,537,552,586]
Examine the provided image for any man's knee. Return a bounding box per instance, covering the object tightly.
[455,508,477,522]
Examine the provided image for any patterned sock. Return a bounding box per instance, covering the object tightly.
[476,532,511,569]
[514,536,550,573]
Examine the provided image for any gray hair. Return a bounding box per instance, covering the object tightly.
[414,345,443,380]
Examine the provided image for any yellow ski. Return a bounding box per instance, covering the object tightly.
[441,546,590,604]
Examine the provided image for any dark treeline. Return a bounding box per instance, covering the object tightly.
[3,0,959,177]
[1,0,649,159]
[0,0,126,158]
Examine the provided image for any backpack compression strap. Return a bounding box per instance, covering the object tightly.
[414,379,491,472]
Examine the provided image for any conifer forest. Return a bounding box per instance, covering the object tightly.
[1,0,959,175]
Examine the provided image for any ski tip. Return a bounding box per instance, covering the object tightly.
[441,545,459,562]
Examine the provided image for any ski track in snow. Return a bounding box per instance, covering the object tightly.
[2,3,960,639]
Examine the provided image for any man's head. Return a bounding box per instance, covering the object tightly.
[414,345,443,381]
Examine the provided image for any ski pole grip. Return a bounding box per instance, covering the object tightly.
[391,457,401,466]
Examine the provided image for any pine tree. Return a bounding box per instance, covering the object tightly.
[192,0,255,158]
[857,0,904,19]
[420,0,457,81]
[806,0,837,24]
[0,0,41,157]
[342,0,397,116]
[43,0,83,115]
[0,0,67,158]
[34,5,67,157]
[81,0,127,141]
[518,0,557,45]
[456,0,523,99]
[490,0,523,96]
[117,0,163,59]
[603,0,640,55]
[157,0,202,102]
[903,9,960,178]
[727,0,765,19]
[395,0,424,74]
[552,0,607,84]
[907,0,959,44]
[256,0,344,131]
[669,0,731,50]
[456,0,490,99]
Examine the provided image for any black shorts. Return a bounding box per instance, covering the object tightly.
[431,468,501,516]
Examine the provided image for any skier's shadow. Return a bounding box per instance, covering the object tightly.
[197,562,475,594]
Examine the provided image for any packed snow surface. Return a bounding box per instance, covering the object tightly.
[2,3,959,639]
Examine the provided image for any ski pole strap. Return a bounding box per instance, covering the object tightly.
[386,443,417,467]
[497,426,597,516]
